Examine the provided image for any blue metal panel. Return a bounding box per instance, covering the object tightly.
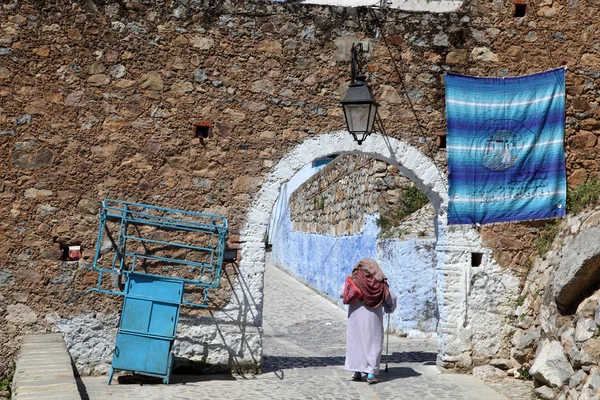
[119,299,180,337]
[148,302,179,337]
[112,332,172,375]
[108,273,183,383]
[119,298,152,334]
[89,199,229,308]
[127,274,184,304]
[89,200,230,384]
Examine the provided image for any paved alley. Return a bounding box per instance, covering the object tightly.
[80,261,534,400]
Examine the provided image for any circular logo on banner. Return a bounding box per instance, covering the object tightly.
[481,128,521,171]
[470,119,534,172]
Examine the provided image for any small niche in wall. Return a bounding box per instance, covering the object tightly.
[60,244,82,261]
[471,252,483,267]
[192,121,212,139]
[514,0,527,17]
[223,247,238,263]
[436,131,446,149]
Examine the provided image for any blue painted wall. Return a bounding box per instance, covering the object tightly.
[377,238,438,335]
[271,210,438,336]
[271,209,378,301]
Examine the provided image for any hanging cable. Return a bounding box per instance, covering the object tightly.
[367,7,429,138]
[524,0,556,70]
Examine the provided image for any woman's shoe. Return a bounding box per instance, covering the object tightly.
[351,372,362,381]
[367,373,378,384]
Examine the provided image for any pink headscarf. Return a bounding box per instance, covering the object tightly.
[351,258,389,308]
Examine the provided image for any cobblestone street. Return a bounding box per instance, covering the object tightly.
[80,260,534,399]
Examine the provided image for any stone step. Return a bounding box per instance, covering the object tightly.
[21,335,66,344]
[12,333,81,400]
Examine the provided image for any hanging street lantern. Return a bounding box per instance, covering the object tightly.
[340,43,382,145]
[340,74,379,145]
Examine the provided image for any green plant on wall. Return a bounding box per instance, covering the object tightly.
[516,368,532,380]
[0,360,15,399]
[313,194,326,210]
[396,186,428,220]
[521,258,533,276]
[515,295,525,307]
[567,178,600,214]
[536,220,560,257]
[377,185,428,235]
[0,378,8,400]
[376,215,391,230]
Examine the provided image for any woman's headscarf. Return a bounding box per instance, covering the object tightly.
[351,258,389,308]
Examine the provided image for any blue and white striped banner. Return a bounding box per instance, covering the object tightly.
[445,68,567,225]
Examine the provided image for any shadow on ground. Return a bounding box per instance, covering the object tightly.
[75,352,432,398]
[112,373,237,385]
[262,363,424,383]
[377,366,422,380]
[262,351,437,373]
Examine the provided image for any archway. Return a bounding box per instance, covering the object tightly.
[228,130,484,370]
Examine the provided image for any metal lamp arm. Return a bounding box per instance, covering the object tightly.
[350,43,367,83]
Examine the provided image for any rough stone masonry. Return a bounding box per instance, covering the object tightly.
[0,0,599,377]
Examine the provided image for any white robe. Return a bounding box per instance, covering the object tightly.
[344,289,397,375]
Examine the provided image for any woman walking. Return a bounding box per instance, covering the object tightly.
[342,258,397,384]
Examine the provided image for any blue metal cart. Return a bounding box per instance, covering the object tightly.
[87,199,229,384]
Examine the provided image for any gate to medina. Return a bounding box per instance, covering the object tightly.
[223,130,488,370]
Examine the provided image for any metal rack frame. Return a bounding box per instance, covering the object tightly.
[88,199,229,308]
[87,200,230,384]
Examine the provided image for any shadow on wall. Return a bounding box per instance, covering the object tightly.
[174,259,262,375]
[56,257,264,377]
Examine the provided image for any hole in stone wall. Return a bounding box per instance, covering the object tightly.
[514,1,527,17]
[192,121,212,139]
[60,244,82,261]
[223,248,238,263]
[471,252,483,267]
[436,132,446,149]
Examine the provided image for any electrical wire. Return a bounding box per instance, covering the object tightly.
[366,7,429,137]
[524,0,557,70]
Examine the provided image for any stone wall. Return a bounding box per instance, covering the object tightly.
[289,154,432,236]
[468,204,600,398]
[1,0,600,376]
[480,220,555,281]
[302,0,464,13]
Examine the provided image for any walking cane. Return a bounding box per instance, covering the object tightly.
[385,313,390,373]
